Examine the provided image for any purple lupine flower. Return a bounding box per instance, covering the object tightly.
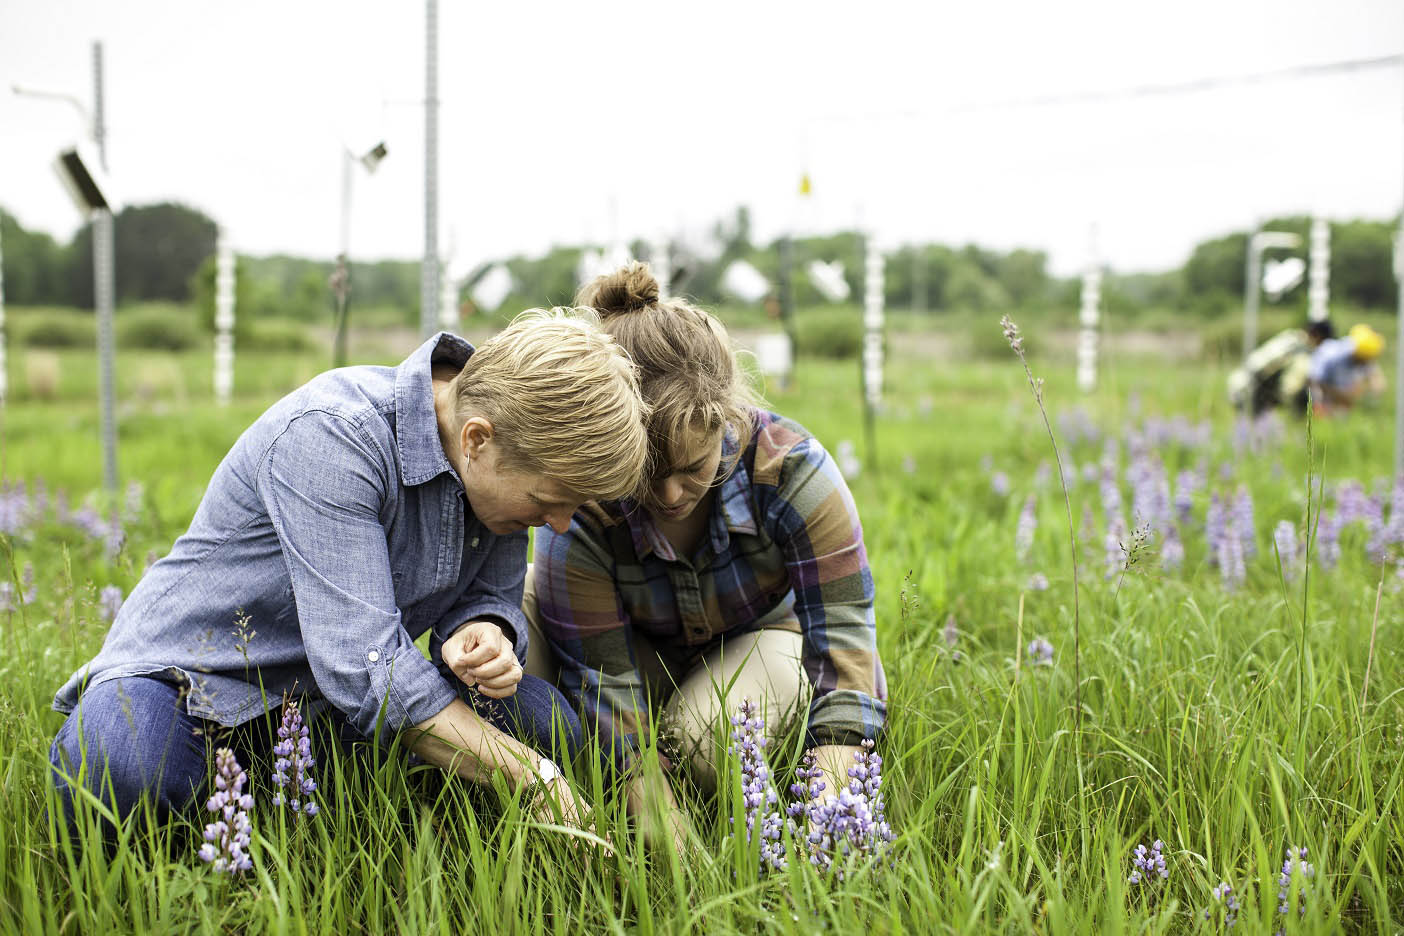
[1015,495,1037,562]
[991,471,1010,497]
[0,484,26,535]
[1034,461,1052,487]
[729,699,785,871]
[1104,523,1127,580]
[1276,846,1314,927]
[1273,521,1300,580]
[1218,516,1247,590]
[124,480,145,523]
[794,741,893,877]
[1160,524,1184,571]
[270,699,320,818]
[0,583,14,614]
[69,505,106,540]
[1206,494,1225,568]
[1207,881,1241,928]
[20,562,36,605]
[1315,510,1342,569]
[1026,637,1054,666]
[103,509,125,560]
[1026,572,1049,591]
[98,584,124,623]
[1127,839,1168,885]
[198,748,254,874]
[1232,487,1256,557]
[1081,462,1099,484]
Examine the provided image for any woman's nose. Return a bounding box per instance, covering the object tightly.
[655,475,684,505]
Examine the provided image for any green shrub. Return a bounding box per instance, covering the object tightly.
[795,306,861,359]
[968,315,1042,360]
[20,315,95,348]
[117,307,203,350]
[241,319,318,353]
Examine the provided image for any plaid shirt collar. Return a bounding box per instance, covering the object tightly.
[621,429,758,562]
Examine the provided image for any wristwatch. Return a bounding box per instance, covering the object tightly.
[533,757,562,787]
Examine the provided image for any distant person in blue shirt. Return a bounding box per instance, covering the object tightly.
[50,313,649,834]
[1309,323,1386,415]
[1228,319,1333,414]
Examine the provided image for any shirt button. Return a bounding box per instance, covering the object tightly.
[367,650,380,663]
[470,536,479,548]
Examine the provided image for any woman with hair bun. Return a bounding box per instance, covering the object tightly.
[527,263,886,850]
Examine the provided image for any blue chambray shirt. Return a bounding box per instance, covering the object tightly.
[54,333,529,741]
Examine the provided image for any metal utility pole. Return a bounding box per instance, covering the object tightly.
[1395,63,1404,478]
[0,208,7,406]
[420,0,440,338]
[1241,226,1301,365]
[93,40,118,493]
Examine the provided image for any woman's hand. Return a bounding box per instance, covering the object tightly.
[807,744,864,804]
[532,776,616,858]
[443,620,522,698]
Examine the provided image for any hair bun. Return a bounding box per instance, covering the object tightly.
[577,261,660,317]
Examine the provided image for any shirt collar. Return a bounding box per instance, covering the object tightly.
[394,332,474,487]
[619,426,758,561]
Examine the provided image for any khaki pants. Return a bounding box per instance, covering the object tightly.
[523,565,809,795]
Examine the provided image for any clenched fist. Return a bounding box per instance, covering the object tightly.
[443,620,522,698]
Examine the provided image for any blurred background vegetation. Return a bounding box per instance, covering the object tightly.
[3,200,1399,368]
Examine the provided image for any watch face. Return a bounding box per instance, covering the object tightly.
[537,758,562,784]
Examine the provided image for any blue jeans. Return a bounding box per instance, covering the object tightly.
[49,673,583,827]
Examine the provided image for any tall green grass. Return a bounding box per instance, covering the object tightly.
[0,338,1399,933]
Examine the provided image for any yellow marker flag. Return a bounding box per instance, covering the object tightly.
[799,173,812,196]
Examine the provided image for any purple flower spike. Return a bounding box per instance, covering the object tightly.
[1026,637,1054,666]
[1277,845,1315,924]
[1128,838,1168,886]
[1208,881,1241,928]
[198,748,253,874]
[19,562,36,605]
[98,584,124,623]
[270,699,320,819]
[794,740,894,878]
[1015,495,1037,562]
[729,699,786,871]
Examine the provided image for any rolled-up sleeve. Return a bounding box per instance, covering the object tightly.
[761,439,887,749]
[431,531,530,663]
[259,410,457,741]
[534,521,648,770]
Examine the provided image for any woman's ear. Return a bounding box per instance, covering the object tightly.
[460,416,495,462]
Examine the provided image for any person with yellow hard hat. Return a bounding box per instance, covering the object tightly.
[1309,323,1386,414]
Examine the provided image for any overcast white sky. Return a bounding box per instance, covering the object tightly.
[1,0,1401,277]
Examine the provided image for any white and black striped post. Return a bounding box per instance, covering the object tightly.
[213,232,235,405]
[1077,226,1101,393]
[861,236,884,470]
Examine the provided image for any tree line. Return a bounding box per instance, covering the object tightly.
[2,202,1398,325]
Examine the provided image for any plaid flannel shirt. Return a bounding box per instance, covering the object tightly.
[533,410,886,766]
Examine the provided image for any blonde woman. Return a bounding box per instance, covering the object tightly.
[52,315,649,831]
[528,264,886,849]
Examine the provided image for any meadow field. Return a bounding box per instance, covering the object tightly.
[0,311,1400,934]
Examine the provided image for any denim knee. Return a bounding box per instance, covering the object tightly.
[49,676,208,824]
[465,673,584,765]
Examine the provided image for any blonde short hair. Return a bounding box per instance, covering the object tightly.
[451,309,650,501]
[575,263,763,496]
